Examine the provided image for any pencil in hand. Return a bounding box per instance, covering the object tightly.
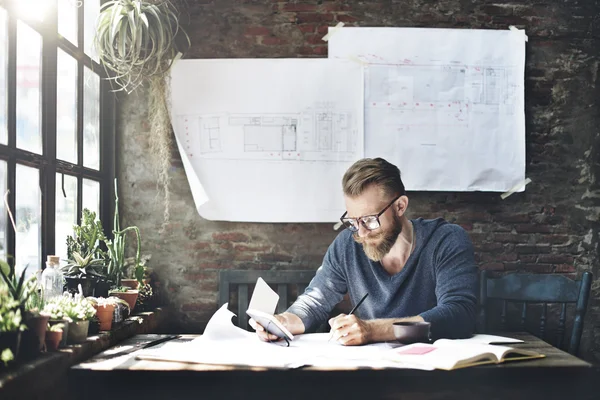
[328,292,369,342]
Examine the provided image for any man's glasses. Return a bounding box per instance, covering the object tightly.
[340,195,401,232]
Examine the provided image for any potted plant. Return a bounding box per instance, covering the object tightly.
[42,298,71,348]
[20,276,50,359]
[59,292,97,344]
[109,286,138,312]
[105,179,142,289]
[0,285,27,368]
[134,282,154,312]
[63,209,109,297]
[122,254,151,289]
[94,0,190,229]
[87,297,122,331]
[45,323,64,352]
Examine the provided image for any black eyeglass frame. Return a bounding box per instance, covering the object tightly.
[340,195,401,232]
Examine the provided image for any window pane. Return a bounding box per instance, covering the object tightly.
[83,67,100,170]
[0,160,6,262]
[16,21,42,154]
[82,178,100,217]
[57,49,77,163]
[15,164,41,280]
[84,0,100,60]
[55,173,77,261]
[58,0,78,45]
[0,8,7,145]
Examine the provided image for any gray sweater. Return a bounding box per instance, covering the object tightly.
[287,218,478,339]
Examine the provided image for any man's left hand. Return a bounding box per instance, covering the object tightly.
[328,314,372,346]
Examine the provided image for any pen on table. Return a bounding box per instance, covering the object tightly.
[328,292,369,342]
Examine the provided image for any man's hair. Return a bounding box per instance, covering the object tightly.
[342,158,405,198]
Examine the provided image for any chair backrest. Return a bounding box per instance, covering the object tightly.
[218,269,316,330]
[479,270,592,355]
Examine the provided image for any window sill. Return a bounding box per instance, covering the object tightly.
[0,307,171,399]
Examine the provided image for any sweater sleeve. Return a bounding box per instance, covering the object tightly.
[419,225,478,339]
[286,238,347,332]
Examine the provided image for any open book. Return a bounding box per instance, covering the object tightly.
[386,338,544,370]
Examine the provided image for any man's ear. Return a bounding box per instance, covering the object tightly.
[396,195,409,216]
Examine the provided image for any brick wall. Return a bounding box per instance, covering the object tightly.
[117,1,600,361]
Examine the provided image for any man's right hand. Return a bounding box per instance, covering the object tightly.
[249,312,305,342]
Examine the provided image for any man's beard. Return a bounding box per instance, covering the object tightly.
[354,214,403,261]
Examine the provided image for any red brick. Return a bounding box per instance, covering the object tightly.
[515,244,551,254]
[537,254,574,264]
[197,262,224,269]
[538,234,570,245]
[212,232,249,242]
[479,5,513,16]
[493,233,530,244]
[336,14,359,23]
[518,255,537,263]
[521,264,554,273]
[475,242,503,252]
[555,264,576,273]
[491,16,529,26]
[262,36,288,45]
[234,244,271,252]
[298,24,316,33]
[515,224,552,234]
[258,253,293,263]
[220,242,234,250]
[306,34,325,44]
[493,213,531,223]
[296,13,335,23]
[245,26,270,36]
[479,252,518,262]
[282,3,318,12]
[317,25,329,35]
[321,3,352,12]
[480,262,504,271]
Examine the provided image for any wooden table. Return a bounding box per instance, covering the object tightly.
[70,333,597,400]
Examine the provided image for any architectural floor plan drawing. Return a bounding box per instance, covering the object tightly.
[176,107,358,163]
[329,27,526,192]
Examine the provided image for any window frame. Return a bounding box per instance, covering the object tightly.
[0,0,115,271]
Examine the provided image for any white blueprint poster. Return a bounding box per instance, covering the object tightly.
[329,27,526,192]
[170,59,363,222]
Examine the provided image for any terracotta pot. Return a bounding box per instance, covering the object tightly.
[21,313,50,359]
[110,290,139,312]
[121,279,139,290]
[68,320,90,344]
[45,330,62,352]
[49,319,69,347]
[96,304,116,331]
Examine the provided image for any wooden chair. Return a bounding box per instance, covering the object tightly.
[218,269,316,330]
[479,270,592,355]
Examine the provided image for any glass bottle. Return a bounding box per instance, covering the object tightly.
[41,255,64,302]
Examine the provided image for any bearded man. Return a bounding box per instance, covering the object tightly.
[254,157,478,345]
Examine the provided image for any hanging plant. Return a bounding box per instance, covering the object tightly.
[94,0,190,230]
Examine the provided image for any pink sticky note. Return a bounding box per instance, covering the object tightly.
[397,345,437,355]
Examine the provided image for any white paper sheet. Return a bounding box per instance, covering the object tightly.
[138,303,432,370]
[329,27,526,192]
[170,59,364,222]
